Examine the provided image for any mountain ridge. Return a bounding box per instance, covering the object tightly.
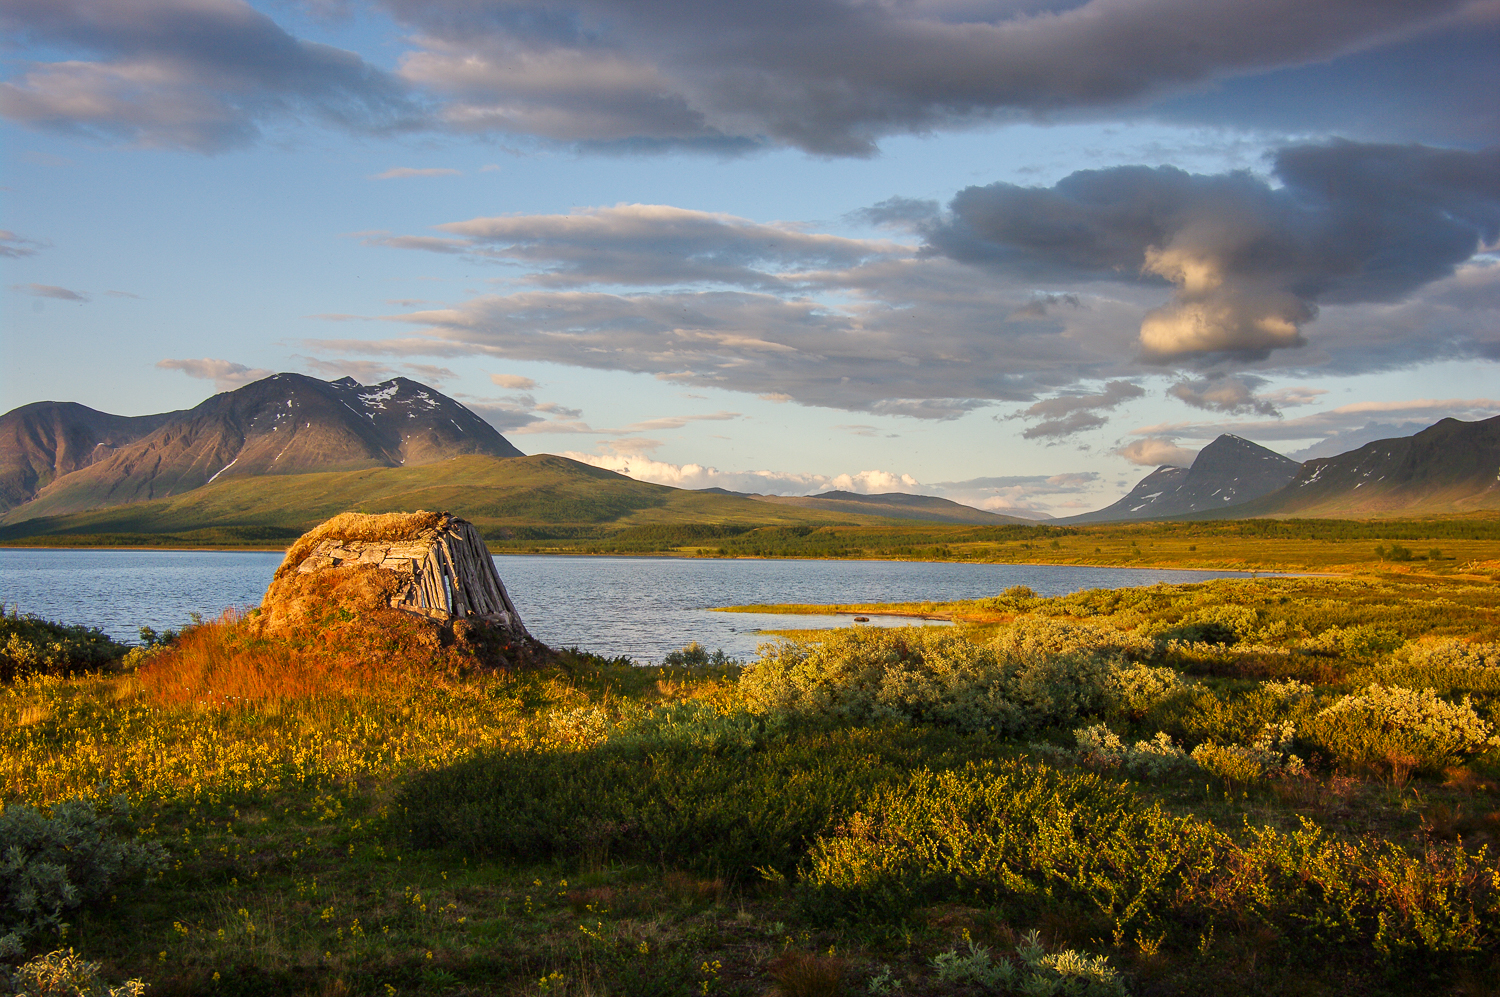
[1059,434,1301,524]
[3,374,523,524]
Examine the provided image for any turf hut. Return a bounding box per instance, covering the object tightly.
[269,511,529,638]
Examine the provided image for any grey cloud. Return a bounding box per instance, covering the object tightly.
[1168,375,1280,415]
[380,0,1480,155]
[12,282,88,301]
[1286,421,1431,461]
[1022,411,1107,439]
[928,141,1500,362]
[1131,397,1500,444]
[0,231,46,258]
[0,0,420,151]
[4,0,1488,155]
[379,204,906,290]
[1010,380,1145,437]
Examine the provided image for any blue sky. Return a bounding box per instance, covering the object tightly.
[3,0,1497,517]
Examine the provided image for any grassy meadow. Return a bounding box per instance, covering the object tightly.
[5,549,1500,995]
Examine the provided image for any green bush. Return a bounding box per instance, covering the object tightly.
[1303,685,1499,773]
[660,642,739,667]
[1190,723,1306,784]
[395,723,994,881]
[0,799,167,958]
[3,948,147,996]
[931,931,1126,996]
[1367,639,1500,697]
[802,760,1500,956]
[0,612,128,684]
[740,627,1132,736]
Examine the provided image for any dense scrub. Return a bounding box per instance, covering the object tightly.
[0,610,128,683]
[4,573,1500,994]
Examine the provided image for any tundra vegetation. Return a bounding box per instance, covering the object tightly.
[3,566,1500,995]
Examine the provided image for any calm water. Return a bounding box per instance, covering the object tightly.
[0,549,1271,662]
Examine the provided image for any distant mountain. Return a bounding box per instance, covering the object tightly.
[1060,435,1300,523]
[1213,415,1500,519]
[750,489,1037,525]
[0,402,178,513]
[2,374,523,524]
[0,453,881,543]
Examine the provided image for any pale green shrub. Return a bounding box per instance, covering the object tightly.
[661,642,739,667]
[1260,679,1315,705]
[741,627,1120,735]
[1065,725,1196,780]
[608,701,789,755]
[992,617,1155,661]
[1303,685,1499,772]
[1191,722,1305,783]
[931,931,1126,996]
[4,948,147,997]
[1302,625,1403,659]
[0,799,167,958]
[544,706,613,748]
[1394,639,1500,670]
[1109,663,1190,718]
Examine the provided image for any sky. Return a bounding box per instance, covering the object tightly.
[2,0,1498,519]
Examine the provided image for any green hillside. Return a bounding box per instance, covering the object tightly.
[0,454,867,546]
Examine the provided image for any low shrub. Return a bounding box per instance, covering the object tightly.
[740,627,1122,736]
[0,798,167,958]
[802,760,1500,957]
[0,612,127,684]
[4,948,147,997]
[395,723,995,881]
[931,931,1125,996]
[1190,722,1306,784]
[1303,685,1499,773]
[660,642,739,667]
[1366,639,1500,697]
[1050,725,1198,781]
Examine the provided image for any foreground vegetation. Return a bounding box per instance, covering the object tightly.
[4,570,1500,995]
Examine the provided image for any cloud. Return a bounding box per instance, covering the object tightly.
[1168,375,1280,415]
[4,0,1490,156]
[378,203,906,289]
[561,451,1089,517]
[103,289,141,299]
[0,230,46,258]
[927,141,1500,362]
[373,167,460,179]
[489,373,538,390]
[381,0,1485,155]
[1117,437,1200,467]
[1286,421,1432,461]
[326,145,1498,422]
[0,0,419,152]
[1131,396,1500,444]
[156,357,273,391]
[1010,380,1145,439]
[12,282,87,301]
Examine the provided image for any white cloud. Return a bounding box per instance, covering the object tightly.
[1116,437,1200,467]
[156,357,274,391]
[12,282,87,301]
[489,373,538,390]
[373,167,461,179]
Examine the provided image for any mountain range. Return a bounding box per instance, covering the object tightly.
[2,373,1497,539]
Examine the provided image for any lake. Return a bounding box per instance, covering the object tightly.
[0,549,1273,662]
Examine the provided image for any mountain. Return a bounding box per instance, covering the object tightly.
[1210,415,1500,519]
[0,453,874,543]
[3,374,523,524]
[1060,435,1300,523]
[0,402,178,512]
[748,489,1037,525]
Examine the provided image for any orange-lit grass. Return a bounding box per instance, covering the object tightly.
[139,566,520,707]
[136,613,438,707]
